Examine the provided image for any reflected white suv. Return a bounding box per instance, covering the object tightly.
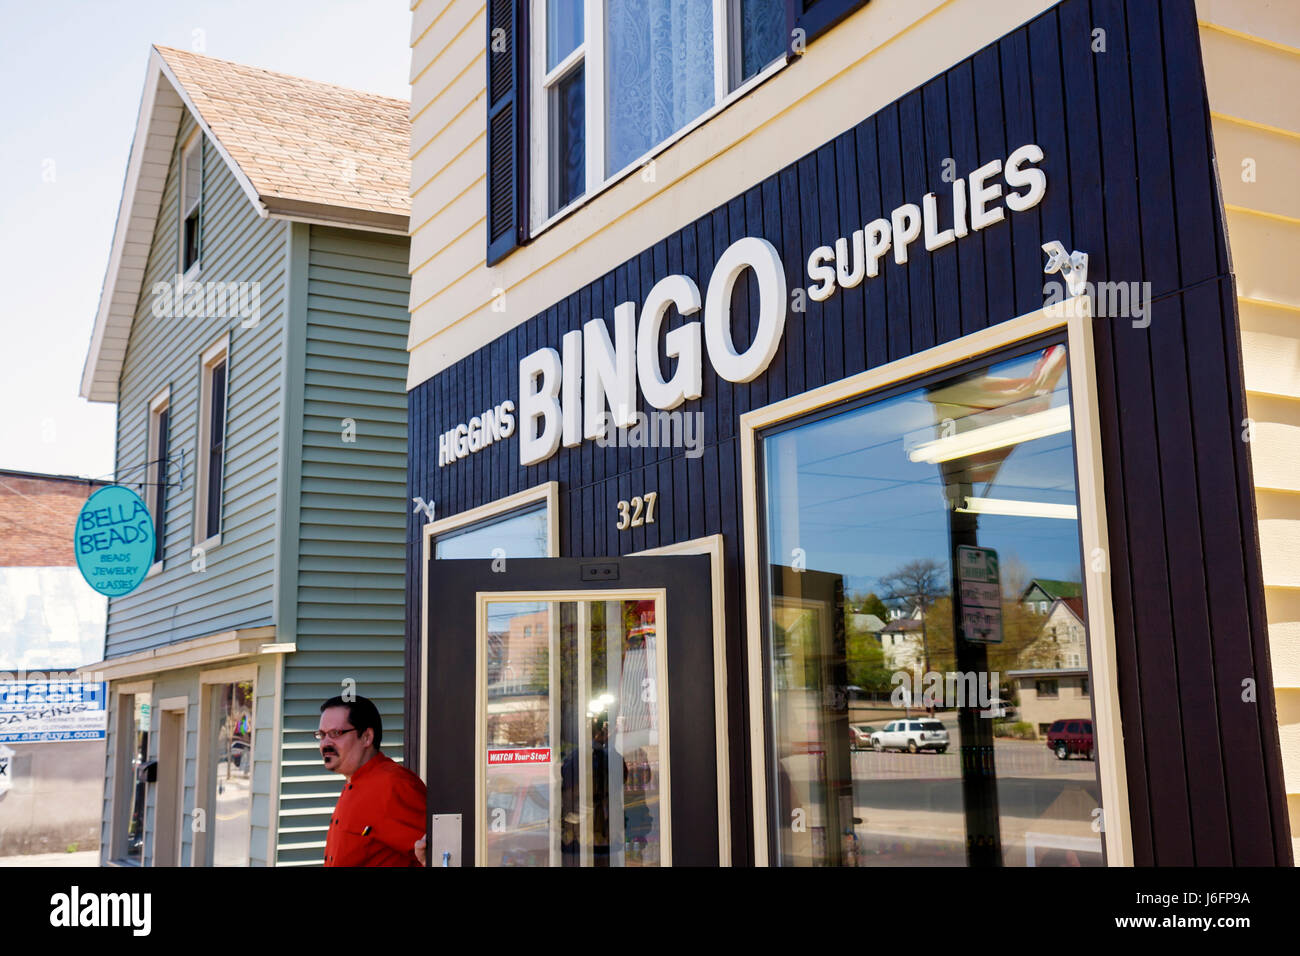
[870,718,950,754]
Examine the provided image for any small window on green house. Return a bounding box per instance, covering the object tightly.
[181,131,202,274]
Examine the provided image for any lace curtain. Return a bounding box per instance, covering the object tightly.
[604,0,715,176]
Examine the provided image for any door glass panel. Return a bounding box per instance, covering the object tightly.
[210,680,253,866]
[123,692,151,863]
[482,596,664,866]
[762,343,1104,867]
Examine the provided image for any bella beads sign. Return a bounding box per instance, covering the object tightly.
[437,145,1048,469]
[74,485,156,597]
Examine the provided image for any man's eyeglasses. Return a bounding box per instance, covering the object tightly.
[314,728,358,741]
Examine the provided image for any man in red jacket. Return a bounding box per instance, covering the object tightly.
[318,695,427,866]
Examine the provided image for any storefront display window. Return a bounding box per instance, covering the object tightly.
[760,341,1104,866]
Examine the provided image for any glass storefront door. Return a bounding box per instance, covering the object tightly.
[759,337,1106,866]
[424,555,718,866]
[481,596,665,866]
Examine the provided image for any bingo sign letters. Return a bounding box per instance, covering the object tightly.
[0,680,108,744]
[74,485,155,597]
[957,545,1003,644]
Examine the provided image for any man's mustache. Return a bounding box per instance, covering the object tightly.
[322,747,338,756]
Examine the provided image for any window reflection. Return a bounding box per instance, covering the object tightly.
[762,343,1104,866]
[124,693,151,863]
[483,599,663,866]
[210,680,253,866]
[434,504,548,560]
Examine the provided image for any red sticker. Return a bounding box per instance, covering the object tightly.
[487,748,552,766]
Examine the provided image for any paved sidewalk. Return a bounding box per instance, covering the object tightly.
[0,850,100,867]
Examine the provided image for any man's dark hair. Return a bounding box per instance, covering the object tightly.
[320,695,382,750]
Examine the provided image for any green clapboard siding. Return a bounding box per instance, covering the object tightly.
[275,225,410,866]
[107,111,286,656]
[101,111,285,866]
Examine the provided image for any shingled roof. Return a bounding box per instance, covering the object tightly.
[80,47,410,402]
[154,46,410,225]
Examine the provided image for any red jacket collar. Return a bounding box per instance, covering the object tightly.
[349,750,389,784]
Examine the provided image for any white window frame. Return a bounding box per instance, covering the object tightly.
[147,387,170,576]
[180,129,202,279]
[194,335,229,550]
[528,0,787,236]
[109,682,153,866]
[739,295,1133,866]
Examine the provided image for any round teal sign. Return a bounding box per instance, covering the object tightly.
[74,485,156,597]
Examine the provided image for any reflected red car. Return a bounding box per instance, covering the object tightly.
[1046,718,1094,760]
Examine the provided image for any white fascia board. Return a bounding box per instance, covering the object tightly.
[80,55,166,402]
[80,48,270,404]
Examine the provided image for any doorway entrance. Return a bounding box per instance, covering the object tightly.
[424,555,718,866]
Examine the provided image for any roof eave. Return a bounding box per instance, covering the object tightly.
[262,197,409,235]
[79,52,168,404]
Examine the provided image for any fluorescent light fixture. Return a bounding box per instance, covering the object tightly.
[908,406,1072,464]
[958,496,1078,520]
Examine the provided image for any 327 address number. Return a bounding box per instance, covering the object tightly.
[616,492,659,530]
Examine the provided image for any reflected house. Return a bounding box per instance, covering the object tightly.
[1020,579,1083,617]
[1018,597,1088,670]
[78,47,412,866]
[878,610,925,674]
[1005,668,1091,738]
[486,610,549,747]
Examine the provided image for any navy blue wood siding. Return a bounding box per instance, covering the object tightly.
[406,0,1290,865]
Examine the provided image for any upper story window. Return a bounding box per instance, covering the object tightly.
[181,130,202,275]
[487,0,867,264]
[529,0,787,229]
[195,336,228,545]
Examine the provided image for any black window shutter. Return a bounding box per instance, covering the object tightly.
[486,0,529,266]
[153,407,169,565]
[786,0,871,48]
[207,360,226,540]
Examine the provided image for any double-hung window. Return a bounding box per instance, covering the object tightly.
[180,131,202,275]
[195,337,228,546]
[528,0,788,230]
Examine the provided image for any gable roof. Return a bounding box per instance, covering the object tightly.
[1020,579,1082,602]
[1054,596,1086,623]
[80,46,411,403]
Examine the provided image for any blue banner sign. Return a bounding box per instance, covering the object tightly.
[0,680,108,743]
[74,485,155,597]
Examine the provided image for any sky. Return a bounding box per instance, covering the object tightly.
[0,0,412,480]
